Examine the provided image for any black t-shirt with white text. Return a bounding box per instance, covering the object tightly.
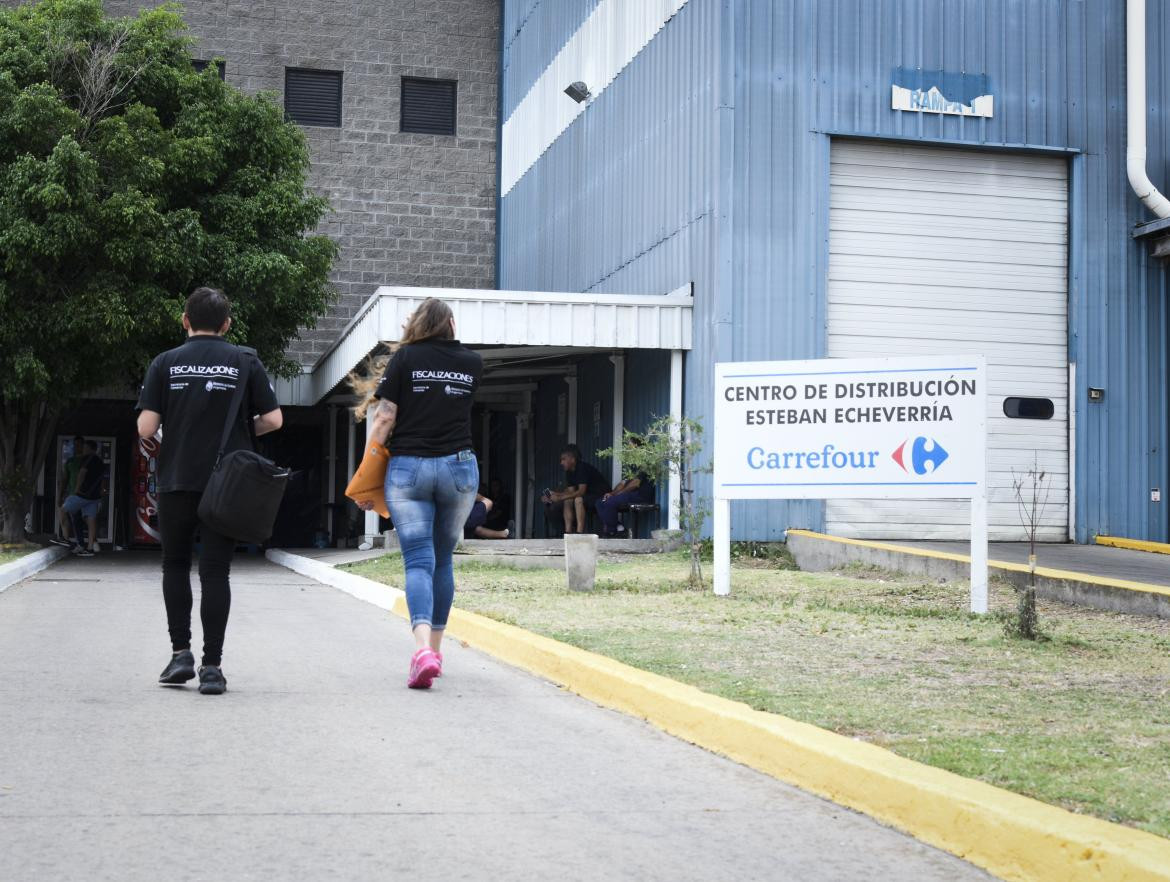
[566,460,608,497]
[137,336,279,493]
[374,339,482,457]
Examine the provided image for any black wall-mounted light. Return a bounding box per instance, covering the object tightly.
[1088,387,1105,402]
[564,81,591,103]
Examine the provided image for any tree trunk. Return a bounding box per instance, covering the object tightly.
[0,398,62,543]
[689,541,703,586]
[1019,552,1039,640]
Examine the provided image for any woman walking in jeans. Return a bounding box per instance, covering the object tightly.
[353,298,482,688]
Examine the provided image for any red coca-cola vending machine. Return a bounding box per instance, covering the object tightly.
[131,436,161,545]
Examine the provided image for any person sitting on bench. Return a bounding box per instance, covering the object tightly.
[484,476,512,532]
[596,469,655,537]
[464,492,511,540]
[541,444,608,534]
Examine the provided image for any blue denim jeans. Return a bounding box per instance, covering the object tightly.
[385,450,478,629]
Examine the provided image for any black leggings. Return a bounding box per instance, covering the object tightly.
[158,491,235,667]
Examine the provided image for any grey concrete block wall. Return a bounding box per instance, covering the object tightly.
[38,0,501,363]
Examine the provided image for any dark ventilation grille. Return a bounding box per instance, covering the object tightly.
[193,59,225,80]
[401,77,457,135]
[285,68,343,128]
[1003,397,1055,420]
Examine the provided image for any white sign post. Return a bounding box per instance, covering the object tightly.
[713,356,988,612]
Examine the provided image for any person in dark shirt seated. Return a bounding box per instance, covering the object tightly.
[484,476,512,532]
[596,470,656,538]
[541,444,609,534]
[464,492,511,539]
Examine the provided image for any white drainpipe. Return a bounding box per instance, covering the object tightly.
[1128,0,1170,218]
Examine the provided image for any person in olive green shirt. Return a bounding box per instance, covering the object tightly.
[54,436,86,544]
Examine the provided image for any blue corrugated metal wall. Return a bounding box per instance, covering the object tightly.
[500,0,1170,543]
[499,0,726,532]
[727,0,1170,542]
[502,1,600,119]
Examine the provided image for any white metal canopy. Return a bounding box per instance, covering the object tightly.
[275,284,694,407]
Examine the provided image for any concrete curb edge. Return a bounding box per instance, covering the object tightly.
[0,546,69,595]
[1095,535,1170,556]
[789,529,1170,599]
[266,549,406,612]
[266,549,1170,882]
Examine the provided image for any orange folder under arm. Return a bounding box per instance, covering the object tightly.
[345,441,390,518]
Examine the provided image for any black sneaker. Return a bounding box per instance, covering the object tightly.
[159,650,196,685]
[74,547,94,557]
[198,665,227,695]
[49,537,72,548]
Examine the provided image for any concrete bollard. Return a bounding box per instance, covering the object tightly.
[563,533,599,591]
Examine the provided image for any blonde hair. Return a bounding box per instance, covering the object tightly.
[350,298,455,421]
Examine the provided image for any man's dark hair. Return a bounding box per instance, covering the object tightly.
[185,286,231,333]
[561,444,581,461]
[73,434,85,446]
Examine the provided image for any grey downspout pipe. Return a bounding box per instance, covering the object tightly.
[1128,0,1170,218]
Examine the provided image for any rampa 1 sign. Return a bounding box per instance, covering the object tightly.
[714,356,986,500]
[711,356,990,611]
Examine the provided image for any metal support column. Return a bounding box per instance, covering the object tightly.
[514,413,525,538]
[525,391,535,539]
[360,420,381,550]
[609,354,625,485]
[565,375,578,444]
[668,349,683,530]
[327,406,338,543]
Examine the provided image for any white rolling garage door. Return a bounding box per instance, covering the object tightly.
[827,141,1068,541]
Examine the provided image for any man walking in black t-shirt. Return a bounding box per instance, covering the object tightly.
[542,444,609,534]
[136,287,282,695]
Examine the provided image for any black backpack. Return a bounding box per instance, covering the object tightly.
[197,349,289,545]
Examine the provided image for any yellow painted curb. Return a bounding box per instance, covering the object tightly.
[788,529,1170,600]
[1096,535,1170,556]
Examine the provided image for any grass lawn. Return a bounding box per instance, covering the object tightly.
[0,543,41,567]
[347,549,1170,838]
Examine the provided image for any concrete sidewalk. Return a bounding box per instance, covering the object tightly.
[907,540,1170,587]
[0,553,990,882]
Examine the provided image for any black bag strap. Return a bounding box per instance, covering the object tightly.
[213,347,251,469]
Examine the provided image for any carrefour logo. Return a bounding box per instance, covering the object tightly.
[743,437,951,477]
[747,444,879,472]
[892,437,949,475]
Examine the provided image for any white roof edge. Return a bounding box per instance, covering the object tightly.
[279,284,694,407]
[370,283,695,308]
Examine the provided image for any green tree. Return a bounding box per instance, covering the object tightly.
[0,0,337,541]
[600,415,711,585]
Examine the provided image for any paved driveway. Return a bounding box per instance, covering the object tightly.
[0,553,991,881]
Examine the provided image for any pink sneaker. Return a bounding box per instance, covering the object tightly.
[407,648,441,689]
[435,652,443,677]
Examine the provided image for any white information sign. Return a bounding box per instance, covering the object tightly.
[712,356,988,610]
